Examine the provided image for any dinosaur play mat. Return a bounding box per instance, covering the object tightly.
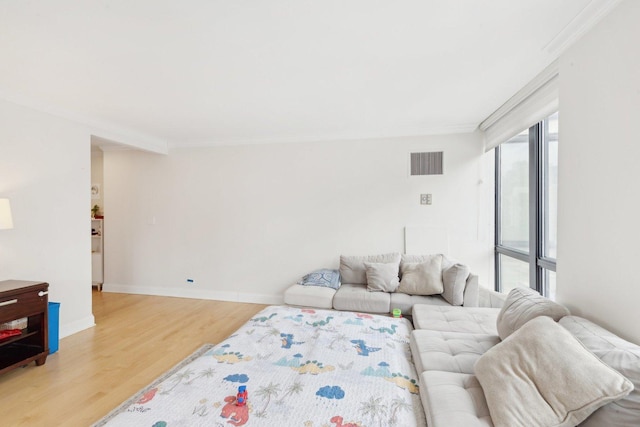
[92,305,426,426]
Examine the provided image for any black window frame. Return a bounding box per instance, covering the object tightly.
[495,115,557,296]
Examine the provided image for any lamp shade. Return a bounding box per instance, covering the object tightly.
[0,198,14,230]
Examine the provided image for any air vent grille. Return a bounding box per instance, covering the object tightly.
[410,152,443,175]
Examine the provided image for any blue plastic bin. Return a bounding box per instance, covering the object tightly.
[48,302,60,354]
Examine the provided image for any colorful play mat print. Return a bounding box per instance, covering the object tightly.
[93,305,426,427]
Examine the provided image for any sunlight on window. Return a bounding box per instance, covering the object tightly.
[499,255,529,294]
[499,129,529,253]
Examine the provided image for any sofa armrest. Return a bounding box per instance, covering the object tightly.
[462,274,479,307]
[477,286,507,308]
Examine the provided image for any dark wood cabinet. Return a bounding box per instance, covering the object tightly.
[0,280,49,375]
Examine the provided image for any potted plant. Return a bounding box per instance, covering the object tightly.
[91,204,100,218]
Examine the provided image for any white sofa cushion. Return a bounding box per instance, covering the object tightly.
[283,284,336,309]
[364,261,399,292]
[339,252,401,285]
[442,263,470,306]
[410,330,500,374]
[560,316,640,427]
[390,292,450,315]
[398,255,443,295]
[475,316,633,427]
[496,286,570,340]
[420,371,493,427]
[412,305,500,335]
[332,283,390,313]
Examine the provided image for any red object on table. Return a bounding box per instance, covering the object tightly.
[0,329,22,340]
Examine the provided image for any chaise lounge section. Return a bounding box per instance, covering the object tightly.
[410,287,640,427]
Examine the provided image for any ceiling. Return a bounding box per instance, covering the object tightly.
[0,0,619,149]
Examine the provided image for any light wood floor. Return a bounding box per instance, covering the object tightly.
[0,291,267,426]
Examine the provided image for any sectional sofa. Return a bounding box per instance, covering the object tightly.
[284,252,640,426]
[284,252,479,314]
[411,287,640,426]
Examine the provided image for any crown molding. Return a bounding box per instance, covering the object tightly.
[479,60,559,132]
[544,0,623,57]
[481,0,622,132]
[169,122,479,149]
[0,90,168,154]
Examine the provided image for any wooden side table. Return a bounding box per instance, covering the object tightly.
[0,280,49,375]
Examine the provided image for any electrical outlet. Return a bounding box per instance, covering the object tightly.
[420,194,432,205]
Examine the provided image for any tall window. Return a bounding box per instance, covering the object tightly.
[495,112,558,298]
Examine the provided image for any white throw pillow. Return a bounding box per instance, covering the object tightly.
[496,286,570,340]
[339,253,401,285]
[441,263,469,306]
[397,254,443,296]
[364,261,400,292]
[400,253,450,274]
[475,316,633,427]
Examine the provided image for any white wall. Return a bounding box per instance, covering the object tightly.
[557,0,640,343]
[91,149,104,214]
[0,98,95,338]
[103,133,494,302]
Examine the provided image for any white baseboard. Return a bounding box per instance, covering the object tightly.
[102,283,284,305]
[59,314,96,339]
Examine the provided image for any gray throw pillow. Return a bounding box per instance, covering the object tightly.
[397,254,443,295]
[364,261,400,292]
[475,316,633,427]
[441,263,469,306]
[400,253,449,274]
[496,286,570,340]
[339,253,401,285]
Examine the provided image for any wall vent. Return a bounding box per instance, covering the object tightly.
[410,152,443,175]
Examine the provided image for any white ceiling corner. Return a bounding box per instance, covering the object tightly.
[543,0,624,56]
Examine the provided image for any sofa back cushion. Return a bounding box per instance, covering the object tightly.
[560,316,640,427]
[475,316,633,427]
[401,253,452,270]
[496,286,570,340]
[339,253,401,285]
[397,254,443,295]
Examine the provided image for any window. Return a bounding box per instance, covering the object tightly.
[495,112,558,297]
